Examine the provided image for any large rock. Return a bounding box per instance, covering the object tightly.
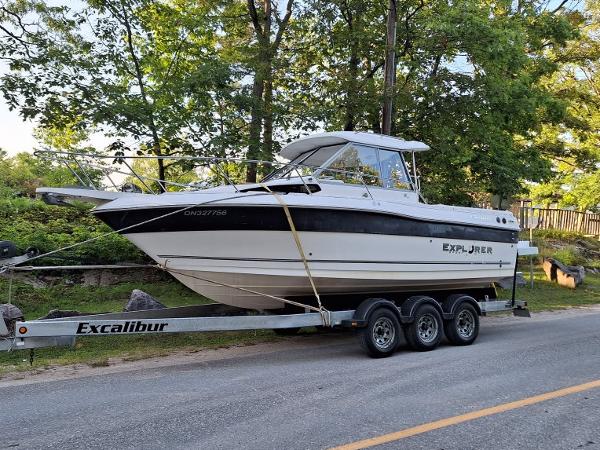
[124,289,166,312]
[39,309,84,320]
[543,258,585,289]
[1,304,24,336]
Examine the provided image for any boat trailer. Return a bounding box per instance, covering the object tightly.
[0,297,528,356]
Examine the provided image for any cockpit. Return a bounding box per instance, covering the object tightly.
[265,141,413,191]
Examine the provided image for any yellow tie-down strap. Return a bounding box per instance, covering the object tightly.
[259,183,330,326]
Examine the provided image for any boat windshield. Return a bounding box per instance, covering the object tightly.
[266,142,412,190]
[264,145,343,180]
[315,144,412,190]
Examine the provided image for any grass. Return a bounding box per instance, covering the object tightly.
[0,277,211,319]
[0,278,283,377]
[499,269,600,311]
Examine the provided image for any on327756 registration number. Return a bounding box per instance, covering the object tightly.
[183,209,227,216]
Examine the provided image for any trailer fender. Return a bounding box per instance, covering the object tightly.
[400,296,445,323]
[442,294,482,318]
[341,298,400,329]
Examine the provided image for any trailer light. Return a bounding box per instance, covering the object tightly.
[18,326,27,334]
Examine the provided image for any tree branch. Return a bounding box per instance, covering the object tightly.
[273,0,293,49]
[246,0,263,36]
[551,0,570,14]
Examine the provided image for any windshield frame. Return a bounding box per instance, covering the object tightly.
[263,142,415,192]
[262,143,343,181]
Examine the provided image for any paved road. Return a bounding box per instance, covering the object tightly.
[2,308,600,450]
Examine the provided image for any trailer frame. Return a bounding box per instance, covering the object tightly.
[0,298,528,353]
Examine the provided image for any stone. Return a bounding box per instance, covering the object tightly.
[39,309,84,320]
[1,304,24,336]
[496,272,527,290]
[124,289,166,312]
[543,258,585,289]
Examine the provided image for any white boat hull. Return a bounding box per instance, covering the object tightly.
[126,230,517,309]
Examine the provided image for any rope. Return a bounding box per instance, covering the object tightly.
[163,264,321,313]
[11,264,157,271]
[259,183,330,326]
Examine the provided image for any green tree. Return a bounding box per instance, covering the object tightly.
[0,150,87,197]
[529,0,600,212]
[240,0,295,182]
[0,0,237,191]
[284,0,579,206]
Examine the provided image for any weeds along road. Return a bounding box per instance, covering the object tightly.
[2,307,600,450]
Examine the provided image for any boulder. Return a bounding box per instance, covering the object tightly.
[39,309,84,320]
[1,304,24,336]
[496,272,527,290]
[543,258,585,289]
[124,289,166,312]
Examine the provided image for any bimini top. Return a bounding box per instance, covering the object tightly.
[279,131,430,161]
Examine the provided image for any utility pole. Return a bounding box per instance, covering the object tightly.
[382,0,397,135]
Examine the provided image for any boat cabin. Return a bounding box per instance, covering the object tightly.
[265,131,429,202]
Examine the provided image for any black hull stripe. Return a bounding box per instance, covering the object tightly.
[94,205,518,243]
[158,254,511,266]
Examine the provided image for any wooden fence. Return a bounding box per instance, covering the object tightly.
[514,206,600,236]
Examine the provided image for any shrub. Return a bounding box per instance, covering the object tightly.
[551,246,586,267]
[0,197,146,265]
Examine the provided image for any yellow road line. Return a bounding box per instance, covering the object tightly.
[331,379,600,450]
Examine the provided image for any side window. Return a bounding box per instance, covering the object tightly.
[319,144,381,186]
[378,149,411,190]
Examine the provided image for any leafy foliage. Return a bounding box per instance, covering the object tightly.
[0,196,146,264]
[0,0,597,207]
[528,1,600,212]
[552,246,587,266]
[0,150,83,197]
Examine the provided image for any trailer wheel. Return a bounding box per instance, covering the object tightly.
[359,307,401,358]
[444,302,479,346]
[404,304,442,351]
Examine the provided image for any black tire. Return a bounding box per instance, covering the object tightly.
[273,327,301,336]
[358,307,401,358]
[403,304,442,351]
[444,302,479,346]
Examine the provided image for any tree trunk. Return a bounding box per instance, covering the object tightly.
[245,0,293,182]
[156,151,166,192]
[382,0,397,135]
[149,128,166,192]
[344,44,359,131]
[262,72,274,170]
[246,72,264,183]
[260,0,273,178]
[343,8,359,131]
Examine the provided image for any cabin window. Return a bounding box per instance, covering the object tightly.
[378,149,411,190]
[316,144,381,186]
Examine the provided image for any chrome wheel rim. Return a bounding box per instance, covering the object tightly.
[456,309,475,339]
[417,314,438,343]
[372,317,396,350]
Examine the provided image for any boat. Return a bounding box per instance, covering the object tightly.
[36,131,520,311]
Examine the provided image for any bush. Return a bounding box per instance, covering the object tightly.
[551,246,586,267]
[0,197,146,265]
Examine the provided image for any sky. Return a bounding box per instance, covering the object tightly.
[0,100,36,155]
